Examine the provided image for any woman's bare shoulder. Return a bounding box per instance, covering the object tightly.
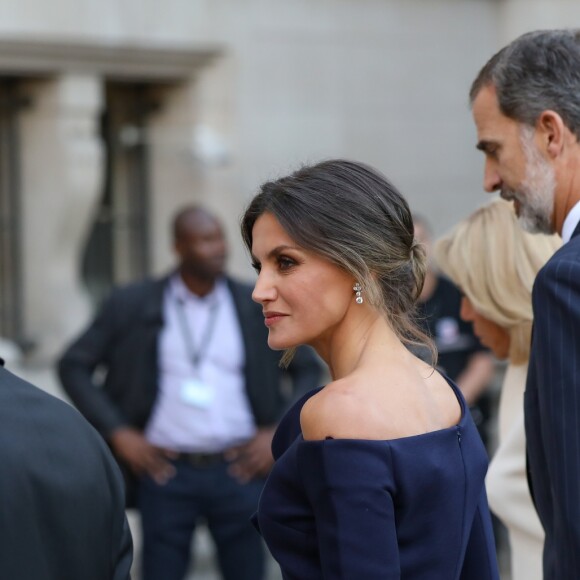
[299,368,461,442]
[299,377,378,441]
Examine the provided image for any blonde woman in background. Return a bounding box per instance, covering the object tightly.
[435,199,560,580]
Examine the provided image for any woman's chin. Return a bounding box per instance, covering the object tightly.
[267,336,297,351]
[266,336,281,350]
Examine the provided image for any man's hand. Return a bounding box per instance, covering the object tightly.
[109,427,177,485]
[225,427,276,483]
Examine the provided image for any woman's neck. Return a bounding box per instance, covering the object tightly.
[313,308,404,380]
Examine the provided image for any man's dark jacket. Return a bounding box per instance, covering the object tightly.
[58,275,322,501]
[0,362,132,580]
[525,221,580,579]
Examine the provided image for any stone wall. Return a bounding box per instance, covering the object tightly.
[1,0,576,360]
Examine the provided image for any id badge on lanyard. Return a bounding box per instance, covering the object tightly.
[180,378,214,408]
[175,291,220,409]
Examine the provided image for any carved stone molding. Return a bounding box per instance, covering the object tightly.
[0,37,222,81]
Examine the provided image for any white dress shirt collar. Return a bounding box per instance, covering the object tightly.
[561,200,580,244]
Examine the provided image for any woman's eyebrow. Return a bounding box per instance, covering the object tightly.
[267,245,300,258]
[252,245,301,262]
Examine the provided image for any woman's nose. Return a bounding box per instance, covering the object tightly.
[252,270,277,304]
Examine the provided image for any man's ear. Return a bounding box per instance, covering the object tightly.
[536,110,567,158]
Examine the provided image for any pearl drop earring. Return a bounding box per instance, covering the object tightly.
[353,283,363,304]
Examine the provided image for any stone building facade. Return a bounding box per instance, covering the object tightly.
[0,0,577,365]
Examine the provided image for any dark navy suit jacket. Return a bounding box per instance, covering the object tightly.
[525,220,580,579]
[0,363,132,579]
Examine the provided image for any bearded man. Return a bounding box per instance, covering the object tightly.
[470,29,580,579]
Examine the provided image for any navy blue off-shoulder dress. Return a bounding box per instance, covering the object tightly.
[254,378,499,579]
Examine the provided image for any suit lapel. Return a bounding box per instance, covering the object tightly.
[142,274,171,325]
[572,218,580,240]
[227,277,263,401]
[227,277,259,354]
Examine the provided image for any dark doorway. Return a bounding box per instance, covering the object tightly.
[0,78,26,344]
[82,83,157,305]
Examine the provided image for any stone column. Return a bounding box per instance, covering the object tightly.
[19,74,104,363]
[148,55,246,277]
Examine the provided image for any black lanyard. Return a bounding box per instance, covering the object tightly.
[174,293,220,372]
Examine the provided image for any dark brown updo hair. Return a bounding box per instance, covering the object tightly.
[241,159,435,364]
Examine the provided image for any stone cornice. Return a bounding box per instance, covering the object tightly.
[0,37,222,81]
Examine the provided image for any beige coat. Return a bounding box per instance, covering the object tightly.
[486,363,544,580]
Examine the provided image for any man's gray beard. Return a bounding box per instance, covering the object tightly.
[505,128,556,235]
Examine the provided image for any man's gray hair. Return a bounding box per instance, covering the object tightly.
[470,29,580,141]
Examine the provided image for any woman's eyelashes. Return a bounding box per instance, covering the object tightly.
[277,255,297,271]
[251,255,298,274]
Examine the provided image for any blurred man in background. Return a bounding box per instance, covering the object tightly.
[58,205,322,580]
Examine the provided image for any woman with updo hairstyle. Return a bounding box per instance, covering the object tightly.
[242,159,499,579]
[435,199,560,580]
